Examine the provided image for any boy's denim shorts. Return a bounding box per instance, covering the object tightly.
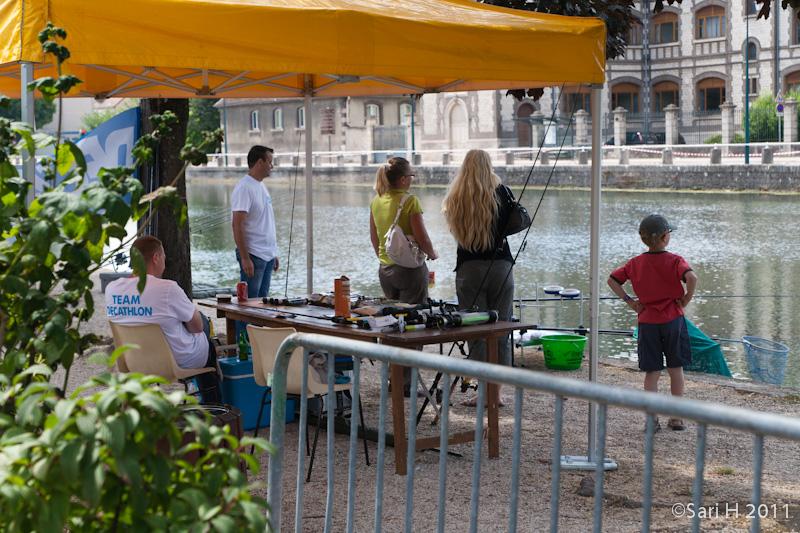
[637,315,692,372]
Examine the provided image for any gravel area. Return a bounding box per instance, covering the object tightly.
[58,271,800,532]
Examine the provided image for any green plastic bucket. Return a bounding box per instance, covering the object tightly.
[541,334,587,370]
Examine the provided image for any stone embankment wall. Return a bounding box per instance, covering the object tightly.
[188,164,800,192]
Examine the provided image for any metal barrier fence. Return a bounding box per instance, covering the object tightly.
[265,332,800,533]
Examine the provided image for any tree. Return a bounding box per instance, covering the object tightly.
[0,24,268,531]
[746,93,779,143]
[0,98,56,128]
[188,98,222,153]
[140,98,194,298]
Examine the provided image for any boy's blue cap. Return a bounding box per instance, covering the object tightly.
[639,214,676,237]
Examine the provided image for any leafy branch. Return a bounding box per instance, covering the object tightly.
[1,25,266,531]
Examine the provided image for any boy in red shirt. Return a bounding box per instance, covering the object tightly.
[608,214,697,431]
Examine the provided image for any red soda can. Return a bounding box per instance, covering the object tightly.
[237,282,248,301]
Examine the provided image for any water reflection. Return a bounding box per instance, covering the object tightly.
[188,180,800,388]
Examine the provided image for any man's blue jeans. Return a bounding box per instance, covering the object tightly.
[235,249,276,341]
[197,314,222,403]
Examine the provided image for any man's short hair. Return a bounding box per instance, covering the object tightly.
[132,235,163,262]
[248,145,274,168]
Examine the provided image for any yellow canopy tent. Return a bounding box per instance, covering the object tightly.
[0,0,609,510]
[0,0,604,97]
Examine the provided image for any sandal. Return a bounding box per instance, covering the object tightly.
[667,419,685,431]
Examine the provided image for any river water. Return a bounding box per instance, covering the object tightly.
[188,179,800,389]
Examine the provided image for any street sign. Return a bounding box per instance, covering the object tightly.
[776,90,784,103]
[777,103,784,117]
[320,108,335,135]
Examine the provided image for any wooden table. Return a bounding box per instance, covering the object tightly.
[201,299,530,474]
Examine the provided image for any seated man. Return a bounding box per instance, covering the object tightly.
[105,235,221,402]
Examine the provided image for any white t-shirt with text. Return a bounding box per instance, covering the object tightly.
[105,275,208,369]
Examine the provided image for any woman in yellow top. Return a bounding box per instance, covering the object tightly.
[369,157,438,396]
[369,157,438,304]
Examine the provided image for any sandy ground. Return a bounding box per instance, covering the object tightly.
[57,271,800,533]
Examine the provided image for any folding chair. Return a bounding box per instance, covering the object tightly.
[110,322,221,401]
[247,325,369,481]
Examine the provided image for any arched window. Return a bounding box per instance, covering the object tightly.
[365,103,381,124]
[747,42,757,60]
[653,81,679,112]
[612,83,640,114]
[629,22,642,45]
[652,12,678,44]
[399,103,412,125]
[250,110,260,131]
[272,108,282,130]
[787,72,800,94]
[297,107,305,128]
[697,6,726,39]
[698,78,726,111]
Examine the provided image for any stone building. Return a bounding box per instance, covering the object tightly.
[599,0,800,144]
[216,91,541,159]
[218,2,800,153]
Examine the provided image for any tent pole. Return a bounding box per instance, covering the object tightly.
[588,85,602,463]
[20,62,35,205]
[304,75,314,294]
[560,86,616,472]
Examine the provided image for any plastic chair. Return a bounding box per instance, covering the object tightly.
[109,322,221,401]
[247,325,369,482]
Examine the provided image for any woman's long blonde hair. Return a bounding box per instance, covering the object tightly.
[442,149,501,252]
[373,157,410,196]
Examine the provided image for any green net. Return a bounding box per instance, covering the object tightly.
[683,318,732,377]
[634,318,732,377]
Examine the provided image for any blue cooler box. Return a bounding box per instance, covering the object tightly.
[218,356,295,430]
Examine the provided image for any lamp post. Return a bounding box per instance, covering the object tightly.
[745,9,750,164]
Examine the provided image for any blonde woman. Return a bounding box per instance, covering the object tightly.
[442,149,515,407]
[369,157,438,395]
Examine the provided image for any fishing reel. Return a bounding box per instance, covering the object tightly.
[460,377,478,393]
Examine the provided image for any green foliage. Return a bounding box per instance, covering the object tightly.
[0,355,272,532]
[704,133,745,144]
[81,100,138,132]
[188,99,222,153]
[0,99,57,129]
[745,93,780,142]
[0,23,270,532]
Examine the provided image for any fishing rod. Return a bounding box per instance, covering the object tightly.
[283,131,305,298]
[515,294,798,303]
[516,325,634,339]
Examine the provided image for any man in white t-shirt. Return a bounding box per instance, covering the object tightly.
[106,236,221,402]
[231,145,279,299]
